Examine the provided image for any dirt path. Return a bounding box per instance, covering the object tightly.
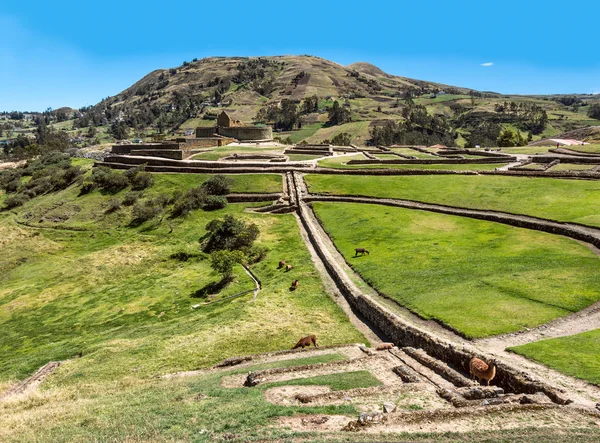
[0,361,62,401]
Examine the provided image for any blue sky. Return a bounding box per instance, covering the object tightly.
[1,0,599,111]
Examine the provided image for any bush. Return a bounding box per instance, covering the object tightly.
[122,191,142,206]
[130,171,153,190]
[3,193,29,209]
[131,199,162,224]
[91,167,129,193]
[107,198,122,212]
[201,175,232,195]
[202,194,228,210]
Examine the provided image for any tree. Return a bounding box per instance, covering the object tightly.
[497,129,516,147]
[109,121,129,140]
[588,104,600,120]
[202,215,259,253]
[327,101,351,126]
[330,132,353,146]
[210,250,246,279]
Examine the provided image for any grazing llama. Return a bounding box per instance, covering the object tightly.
[469,357,497,386]
[292,335,318,349]
[354,248,370,256]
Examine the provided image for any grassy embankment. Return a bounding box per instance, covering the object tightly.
[312,202,600,338]
[305,174,600,227]
[510,329,600,385]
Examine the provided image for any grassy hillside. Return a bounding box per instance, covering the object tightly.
[0,162,365,385]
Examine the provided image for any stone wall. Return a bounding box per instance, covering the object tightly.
[347,157,513,165]
[196,127,218,138]
[218,126,273,141]
[129,149,186,160]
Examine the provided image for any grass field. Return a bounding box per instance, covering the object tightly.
[318,157,506,171]
[563,144,600,154]
[390,148,436,159]
[0,172,364,385]
[278,122,324,144]
[305,174,600,227]
[150,173,283,194]
[312,202,600,338]
[510,329,600,385]
[549,163,597,172]
[191,146,285,161]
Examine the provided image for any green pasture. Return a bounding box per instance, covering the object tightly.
[510,329,600,385]
[305,174,600,227]
[312,202,600,338]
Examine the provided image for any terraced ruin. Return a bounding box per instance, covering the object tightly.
[3,140,600,441]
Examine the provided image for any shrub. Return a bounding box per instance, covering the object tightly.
[107,198,122,212]
[201,175,232,196]
[3,193,29,209]
[91,167,129,193]
[122,191,141,206]
[202,194,228,210]
[130,171,153,190]
[131,200,162,224]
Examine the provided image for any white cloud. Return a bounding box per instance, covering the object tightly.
[481,62,494,67]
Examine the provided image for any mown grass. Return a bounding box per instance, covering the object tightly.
[305,174,600,227]
[510,329,600,385]
[150,173,283,194]
[549,163,597,172]
[564,143,600,154]
[318,156,506,171]
[191,146,284,161]
[266,370,382,391]
[312,202,600,338]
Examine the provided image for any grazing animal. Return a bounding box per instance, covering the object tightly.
[286,264,293,272]
[290,279,299,290]
[278,260,286,269]
[469,357,497,386]
[292,335,318,349]
[355,248,370,256]
[375,342,395,351]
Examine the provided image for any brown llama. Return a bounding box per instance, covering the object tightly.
[375,342,395,351]
[286,264,293,272]
[469,357,497,386]
[354,248,370,256]
[278,260,286,269]
[290,279,299,290]
[292,335,318,349]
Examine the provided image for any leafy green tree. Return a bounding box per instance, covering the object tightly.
[202,215,259,253]
[109,121,129,140]
[497,129,516,147]
[330,132,353,146]
[588,104,600,120]
[327,101,351,126]
[210,250,246,279]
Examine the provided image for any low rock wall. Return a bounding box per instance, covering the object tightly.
[347,157,513,165]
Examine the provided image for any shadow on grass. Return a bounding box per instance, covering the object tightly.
[191,277,233,299]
